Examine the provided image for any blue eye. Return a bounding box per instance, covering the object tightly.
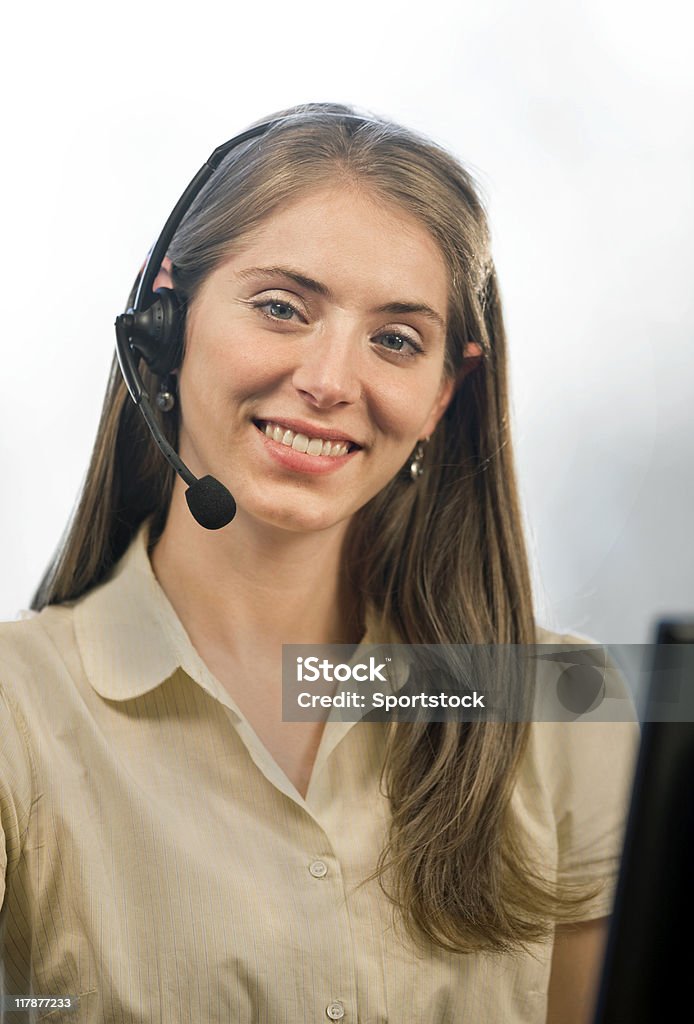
[261,300,298,321]
[249,295,305,323]
[375,332,422,358]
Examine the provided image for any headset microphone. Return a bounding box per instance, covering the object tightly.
[114,123,278,529]
[115,312,236,529]
[114,112,369,530]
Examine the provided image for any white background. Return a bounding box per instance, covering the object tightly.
[1,0,691,642]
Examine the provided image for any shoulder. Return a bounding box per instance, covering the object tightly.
[510,626,640,917]
[525,622,640,774]
[0,616,65,870]
[0,604,78,693]
[0,604,86,766]
[517,626,640,855]
[0,599,108,869]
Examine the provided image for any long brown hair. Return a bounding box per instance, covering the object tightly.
[33,102,598,951]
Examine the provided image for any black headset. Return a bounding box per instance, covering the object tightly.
[115,112,373,531]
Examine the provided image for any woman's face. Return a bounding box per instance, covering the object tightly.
[175,183,456,535]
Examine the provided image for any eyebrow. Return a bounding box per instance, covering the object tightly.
[235,265,447,332]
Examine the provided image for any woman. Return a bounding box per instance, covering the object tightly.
[0,103,637,1022]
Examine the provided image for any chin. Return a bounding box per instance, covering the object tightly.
[241,497,353,536]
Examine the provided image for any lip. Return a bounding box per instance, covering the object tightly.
[253,417,363,448]
[252,421,361,475]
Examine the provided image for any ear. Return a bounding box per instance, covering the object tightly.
[454,341,484,388]
[421,341,484,437]
[420,374,456,438]
[152,256,175,292]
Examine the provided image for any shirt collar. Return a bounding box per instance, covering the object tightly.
[73,521,392,712]
[74,521,239,709]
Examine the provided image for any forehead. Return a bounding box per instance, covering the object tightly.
[221,183,450,311]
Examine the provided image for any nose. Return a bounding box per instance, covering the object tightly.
[292,328,362,409]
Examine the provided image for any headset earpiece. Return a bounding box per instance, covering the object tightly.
[116,111,371,530]
[127,287,184,376]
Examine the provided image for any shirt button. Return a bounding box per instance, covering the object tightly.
[326,1001,345,1020]
[309,860,328,878]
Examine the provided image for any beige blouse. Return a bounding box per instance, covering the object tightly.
[0,524,639,1023]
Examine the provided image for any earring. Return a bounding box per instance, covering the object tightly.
[155,375,176,413]
[409,439,428,482]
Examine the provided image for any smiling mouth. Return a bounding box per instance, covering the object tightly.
[253,420,361,458]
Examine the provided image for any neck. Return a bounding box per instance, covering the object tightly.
[149,488,363,665]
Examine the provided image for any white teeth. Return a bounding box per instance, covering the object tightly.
[259,421,355,458]
[291,433,309,453]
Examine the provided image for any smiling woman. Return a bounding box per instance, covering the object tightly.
[161,184,455,535]
[0,103,638,1023]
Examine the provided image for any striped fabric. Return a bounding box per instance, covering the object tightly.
[0,525,639,1022]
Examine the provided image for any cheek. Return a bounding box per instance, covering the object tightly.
[367,374,446,445]
[180,328,279,413]
[175,344,237,452]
